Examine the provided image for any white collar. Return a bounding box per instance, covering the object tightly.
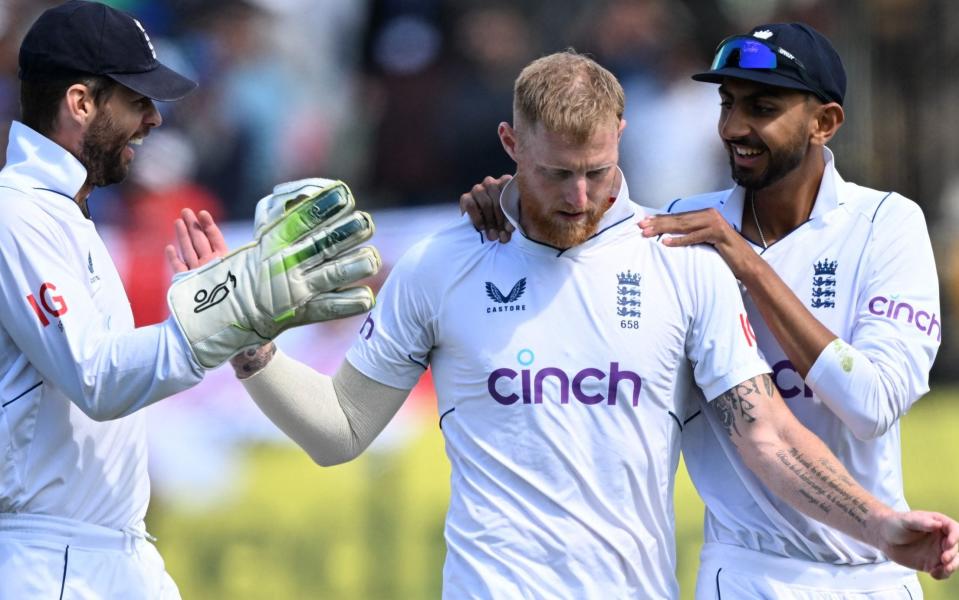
[2,121,87,202]
[498,167,637,256]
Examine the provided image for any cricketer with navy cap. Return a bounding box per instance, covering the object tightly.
[0,2,205,597]
[0,1,383,598]
[638,22,953,599]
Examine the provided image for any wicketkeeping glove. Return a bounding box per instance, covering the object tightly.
[168,179,381,368]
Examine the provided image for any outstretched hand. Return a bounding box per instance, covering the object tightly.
[876,511,959,579]
[639,208,757,278]
[459,174,514,243]
[165,208,228,274]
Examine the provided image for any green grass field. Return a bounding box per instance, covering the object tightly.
[150,388,959,599]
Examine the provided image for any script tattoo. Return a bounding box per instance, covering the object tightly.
[775,447,870,525]
[711,375,768,437]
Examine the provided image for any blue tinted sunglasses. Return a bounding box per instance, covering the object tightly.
[710,35,830,102]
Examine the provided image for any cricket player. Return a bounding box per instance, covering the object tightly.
[637,22,948,598]
[215,51,958,599]
[464,22,953,600]
[0,2,378,598]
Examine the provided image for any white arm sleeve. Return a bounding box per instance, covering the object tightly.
[805,198,940,440]
[241,350,410,466]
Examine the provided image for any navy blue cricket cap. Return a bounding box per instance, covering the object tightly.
[18,0,197,102]
[693,23,846,106]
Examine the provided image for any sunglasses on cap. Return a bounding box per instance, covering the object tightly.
[709,35,831,103]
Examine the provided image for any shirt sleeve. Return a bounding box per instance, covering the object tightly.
[0,208,203,420]
[685,248,771,401]
[346,242,435,390]
[805,196,939,440]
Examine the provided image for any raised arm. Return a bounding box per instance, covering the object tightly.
[713,373,959,579]
[459,174,514,242]
[640,207,834,373]
[641,201,939,440]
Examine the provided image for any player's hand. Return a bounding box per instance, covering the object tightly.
[459,174,514,243]
[639,208,757,278]
[871,510,959,578]
[165,208,228,274]
[168,179,381,369]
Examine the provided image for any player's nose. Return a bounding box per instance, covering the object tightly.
[144,100,162,129]
[719,105,749,140]
[568,177,588,209]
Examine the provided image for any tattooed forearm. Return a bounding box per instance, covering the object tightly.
[711,375,768,437]
[776,447,869,525]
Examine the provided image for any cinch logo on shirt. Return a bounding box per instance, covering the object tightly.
[772,359,813,399]
[867,296,941,341]
[487,349,642,406]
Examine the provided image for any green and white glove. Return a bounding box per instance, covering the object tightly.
[169,179,381,368]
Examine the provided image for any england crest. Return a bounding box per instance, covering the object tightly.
[616,270,642,319]
[811,259,837,309]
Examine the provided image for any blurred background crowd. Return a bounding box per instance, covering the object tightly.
[1,0,958,597]
[0,0,956,365]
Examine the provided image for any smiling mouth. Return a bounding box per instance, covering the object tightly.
[732,144,763,158]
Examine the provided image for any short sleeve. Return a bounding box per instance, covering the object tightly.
[346,242,437,390]
[684,248,771,401]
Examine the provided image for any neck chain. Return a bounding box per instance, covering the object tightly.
[749,191,768,249]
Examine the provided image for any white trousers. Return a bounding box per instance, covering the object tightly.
[0,513,180,600]
[696,542,922,600]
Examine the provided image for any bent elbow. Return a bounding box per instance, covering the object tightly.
[71,388,126,422]
[310,450,361,468]
[845,414,890,442]
[78,403,125,423]
[306,439,367,467]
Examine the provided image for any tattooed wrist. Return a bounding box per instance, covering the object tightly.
[230,342,277,379]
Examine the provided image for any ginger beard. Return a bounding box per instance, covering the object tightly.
[516,173,607,248]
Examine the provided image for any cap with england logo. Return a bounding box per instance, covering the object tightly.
[18,0,197,102]
[692,22,846,106]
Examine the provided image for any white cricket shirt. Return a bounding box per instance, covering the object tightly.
[671,148,939,569]
[347,176,770,599]
[0,122,204,530]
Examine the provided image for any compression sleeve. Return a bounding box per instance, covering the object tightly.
[241,349,410,466]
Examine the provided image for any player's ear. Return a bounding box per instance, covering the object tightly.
[499,122,519,163]
[64,83,96,127]
[617,118,626,141]
[810,101,844,146]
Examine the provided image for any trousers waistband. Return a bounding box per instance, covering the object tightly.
[700,542,917,590]
[0,514,155,552]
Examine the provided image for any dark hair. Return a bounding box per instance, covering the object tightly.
[20,75,118,136]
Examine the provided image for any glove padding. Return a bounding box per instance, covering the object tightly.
[169,179,381,368]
